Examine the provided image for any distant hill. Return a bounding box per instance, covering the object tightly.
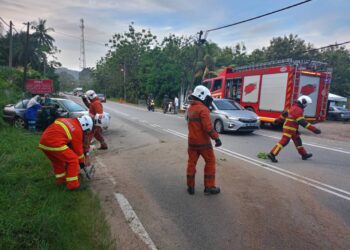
[55,67,80,80]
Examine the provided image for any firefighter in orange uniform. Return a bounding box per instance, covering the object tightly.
[187,85,222,195]
[82,90,108,150]
[268,95,321,163]
[38,115,93,190]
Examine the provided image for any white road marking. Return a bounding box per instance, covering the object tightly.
[96,157,117,185]
[163,130,350,201]
[115,193,158,250]
[257,133,350,155]
[151,124,161,128]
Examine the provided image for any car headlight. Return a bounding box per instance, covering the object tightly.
[340,113,344,117]
[225,115,238,120]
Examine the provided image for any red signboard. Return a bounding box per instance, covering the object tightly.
[26,79,53,94]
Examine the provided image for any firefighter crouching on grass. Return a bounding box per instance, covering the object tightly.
[82,90,108,150]
[187,85,222,195]
[267,95,321,163]
[38,115,93,191]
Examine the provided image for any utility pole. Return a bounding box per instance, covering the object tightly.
[121,62,126,101]
[22,22,30,91]
[79,18,86,69]
[9,21,13,67]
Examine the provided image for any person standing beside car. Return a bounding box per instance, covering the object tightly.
[186,85,222,195]
[82,90,108,150]
[174,96,179,114]
[25,95,42,132]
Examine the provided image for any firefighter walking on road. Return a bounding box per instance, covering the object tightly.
[267,95,321,163]
[186,85,222,195]
[82,90,108,150]
[38,115,93,190]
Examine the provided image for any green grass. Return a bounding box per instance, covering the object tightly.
[0,127,116,250]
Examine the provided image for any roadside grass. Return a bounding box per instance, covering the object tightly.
[0,127,116,250]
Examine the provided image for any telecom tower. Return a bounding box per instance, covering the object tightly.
[79,18,86,69]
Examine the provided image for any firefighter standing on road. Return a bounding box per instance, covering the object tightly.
[38,115,93,190]
[267,95,321,163]
[82,90,108,150]
[187,85,222,195]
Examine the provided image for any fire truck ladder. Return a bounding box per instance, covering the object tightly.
[231,58,329,72]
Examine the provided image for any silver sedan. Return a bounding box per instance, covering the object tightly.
[210,99,260,133]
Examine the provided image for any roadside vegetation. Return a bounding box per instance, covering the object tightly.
[0,126,116,249]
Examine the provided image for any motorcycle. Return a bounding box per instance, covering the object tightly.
[148,99,155,112]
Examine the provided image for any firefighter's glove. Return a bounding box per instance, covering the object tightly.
[274,118,284,125]
[79,163,86,169]
[215,138,222,147]
[313,128,321,134]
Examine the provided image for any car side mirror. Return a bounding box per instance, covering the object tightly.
[209,106,213,112]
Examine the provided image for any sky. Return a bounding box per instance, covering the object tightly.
[0,0,349,71]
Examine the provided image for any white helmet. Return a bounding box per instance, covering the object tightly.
[85,90,97,100]
[297,95,312,108]
[94,113,110,129]
[77,115,93,132]
[192,85,211,101]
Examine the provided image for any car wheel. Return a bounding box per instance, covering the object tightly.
[214,119,224,133]
[14,117,25,128]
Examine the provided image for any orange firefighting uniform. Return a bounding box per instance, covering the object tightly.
[187,100,219,188]
[270,103,319,157]
[83,97,107,149]
[38,118,85,190]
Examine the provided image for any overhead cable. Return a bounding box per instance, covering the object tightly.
[204,0,312,38]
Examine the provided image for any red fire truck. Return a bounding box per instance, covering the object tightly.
[202,59,332,124]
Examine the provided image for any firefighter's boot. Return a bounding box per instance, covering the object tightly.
[302,153,313,160]
[99,143,108,150]
[187,186,195,195]
[204,186,221,195]
[267,153,278,163]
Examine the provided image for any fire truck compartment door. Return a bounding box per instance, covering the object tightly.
[259,73,288,112]
[242,75,260,103]
[298,75,320,117]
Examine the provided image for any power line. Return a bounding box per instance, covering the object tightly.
[305,40,350,53]
[0,17,10,28]
[204,0,312,38]
[53,30,105,46]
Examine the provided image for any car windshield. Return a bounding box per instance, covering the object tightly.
[15,100,29,109]
[60,99,86,112]
[97,94,105,97]
[214,100,241,110]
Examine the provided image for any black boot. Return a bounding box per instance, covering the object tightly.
[187,186,195,195]
[302,153,313,160]
[204,186,220,195]
[267,153,278,163]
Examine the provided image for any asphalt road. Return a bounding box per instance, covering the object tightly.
[72,96,350,250]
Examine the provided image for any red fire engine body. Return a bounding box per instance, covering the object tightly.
[202,59,332,124]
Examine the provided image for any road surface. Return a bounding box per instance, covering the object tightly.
[72,96,350,250]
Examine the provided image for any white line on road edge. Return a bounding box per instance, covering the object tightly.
[257,133,350,155]
[96,157,117,185]
[164,130,350,201]
[151,124,161,127]
[115,193,158,250]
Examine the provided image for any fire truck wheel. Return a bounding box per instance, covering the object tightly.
[214,119,224,134]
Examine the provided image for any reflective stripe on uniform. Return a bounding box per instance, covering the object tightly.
[283,133,292,138]
[66,176,78,182]
[56,172,66,178]
[305,123,311,129]
[285,118,295,122]
[273,143,283,155]
[55,120,72,140]
[187,175,195,179]
[204,175,215,179]
[188,143,212,149]
[78,154,84,159]
[297,146,304,149]
[283,125,297,131]
[296,116,305,122]
[38,144,69,151]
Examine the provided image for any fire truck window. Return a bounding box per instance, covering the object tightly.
[213,79,222,91]
[202,81,212,90]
